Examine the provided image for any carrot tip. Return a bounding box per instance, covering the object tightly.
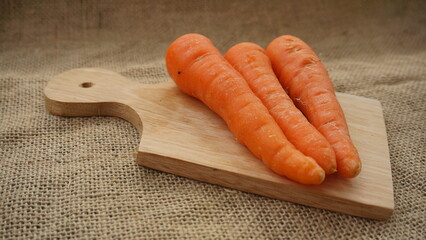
[329,168,337,174]
[310,167,326,185]
[318,171,326,184]
[353,161,362,177]
[338,159,362,178]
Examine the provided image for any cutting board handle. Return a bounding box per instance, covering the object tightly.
[44,68,144,132]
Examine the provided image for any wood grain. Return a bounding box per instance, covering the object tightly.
[44,68,394,220]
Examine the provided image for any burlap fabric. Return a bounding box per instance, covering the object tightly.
[1,0,425,239]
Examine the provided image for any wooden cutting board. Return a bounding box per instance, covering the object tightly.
[44,68,394,220]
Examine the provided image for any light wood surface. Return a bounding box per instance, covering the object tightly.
[44,68,394,220]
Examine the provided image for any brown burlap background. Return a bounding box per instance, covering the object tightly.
[1,0,425,239]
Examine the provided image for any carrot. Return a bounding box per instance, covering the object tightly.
[266,35,361,178]
[166,33,325,184]
[225,42,337,174]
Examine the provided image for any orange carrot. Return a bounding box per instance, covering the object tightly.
[266,35,361,178]
[225,42,337,174]
[166,33,325,184]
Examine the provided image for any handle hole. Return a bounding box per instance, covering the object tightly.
[80,82,94,88]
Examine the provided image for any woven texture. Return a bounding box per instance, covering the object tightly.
[1,0,425,239]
